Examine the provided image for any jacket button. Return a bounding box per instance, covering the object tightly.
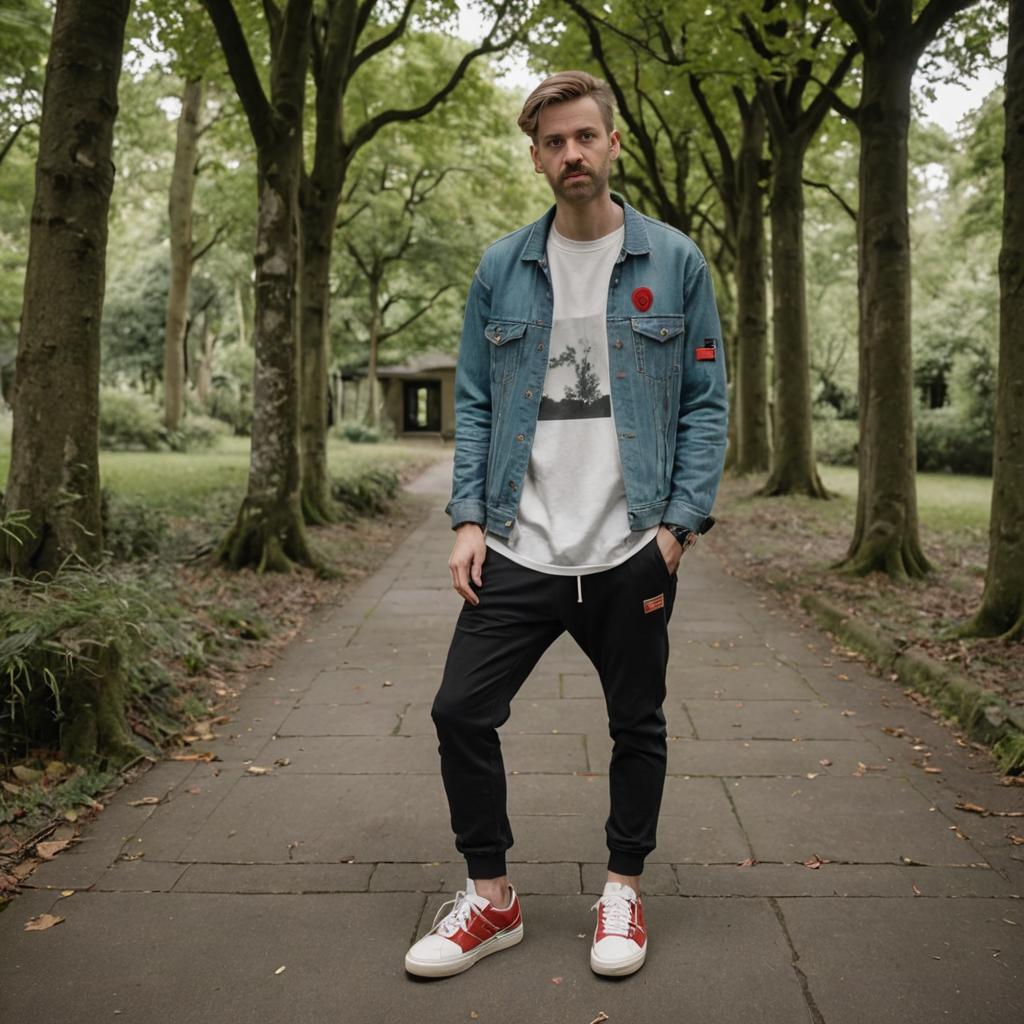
[660,328,668,336]
[508,480,517,490]
[537,343,544,351]
[504,520,513,527]
[516,433,525,441]
[614,339,623,349]
[525,389,533,398]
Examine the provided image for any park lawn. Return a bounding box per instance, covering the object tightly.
[0,424,443,517]
[706,465,1017,705]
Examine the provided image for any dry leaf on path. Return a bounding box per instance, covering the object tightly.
[1010,835,1024,846]
[246,766,272,775]
[803,854,830,869]
[24,913,64,931]
[589,1014,610,1024]
[35,840,70,860]
[127,797,161,807]
[923,766,943,774]
[170,751,219,762]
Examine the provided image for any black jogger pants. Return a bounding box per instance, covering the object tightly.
[431,535,678,879]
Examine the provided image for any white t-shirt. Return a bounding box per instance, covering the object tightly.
[486,222,659,575]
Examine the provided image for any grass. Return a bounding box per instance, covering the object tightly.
[0,421,442,517]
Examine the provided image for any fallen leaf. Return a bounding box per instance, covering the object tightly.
[738,857,757,867]
[170,751,219,762]
[912,884,923,896]
[273,757,291,767]
[802,853,830,869]
[1010,835,1024,846]
[12,765,44,784]
[819,758,832,766]
[127,797,161,807]
[840,709,856,717]
[35,840,70,860]
[275,965,286,975]
[60,890,75,897]
[589,1014,610,1024]
[24,913,64,931]
[470,1014,479,1021]
[923,766,943,774]
[836,674,849,681]
[551,977,563,985]
[246,766,272,775]
[806,772,819,779]
[956,802,987,815]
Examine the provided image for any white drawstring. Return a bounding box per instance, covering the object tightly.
[577,575,583,604]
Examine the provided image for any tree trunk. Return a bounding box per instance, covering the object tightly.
[759,142,828,498]
[195,306,214,407]
[961,0,1024,640]
[163,77,203,433]
[837,54,930,577]
[2,0,131,576]
[215,134,318,573]
[365,277,381,429]
[732,101,771,475]
[299,186,340,524]
[234,278,248,346]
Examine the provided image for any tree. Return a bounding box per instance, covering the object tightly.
[742,4,857,498]
[164,77,204,432]
[202,0,318,572]
[829,0,986,577]
[3,0,133,575]
[298,4,517,524]
[0,0,49,169]
[961,0,1023,640]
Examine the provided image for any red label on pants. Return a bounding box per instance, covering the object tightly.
[643,594,665,614]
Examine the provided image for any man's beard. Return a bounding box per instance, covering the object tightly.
[551,162,609,202]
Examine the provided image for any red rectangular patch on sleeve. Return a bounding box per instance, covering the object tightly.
[696,346,716,361]
[643,593,665,614]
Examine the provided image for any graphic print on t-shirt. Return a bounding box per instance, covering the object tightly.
[538,315,611,421]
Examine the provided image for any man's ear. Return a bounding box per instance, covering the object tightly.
[529,143,542,173]
[609,128,621,161]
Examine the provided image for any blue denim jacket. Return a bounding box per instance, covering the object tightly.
[446,196,728,539]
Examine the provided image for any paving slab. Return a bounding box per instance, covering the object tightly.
[778,898,1024,1024]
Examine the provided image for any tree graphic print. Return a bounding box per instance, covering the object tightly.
[549,342,601,402]
[540,336,611,421]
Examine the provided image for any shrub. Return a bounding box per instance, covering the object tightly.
[916,406,993,476]
[339,421,381,444]
[206,381,253,436]
[813,417,859,466]
[0,558,188,768]
[331,465,400,517]
[99,387,165,451]
[100,489,168,561]
[166,413,230,452]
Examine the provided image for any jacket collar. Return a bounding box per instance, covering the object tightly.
[519,193,650,263]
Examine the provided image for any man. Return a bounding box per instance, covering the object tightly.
[404,71,728,979]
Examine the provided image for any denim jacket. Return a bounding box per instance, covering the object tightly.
[445,196,728,539]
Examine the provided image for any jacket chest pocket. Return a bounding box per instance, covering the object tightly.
[485,320,528,382]
[631,315,684,380]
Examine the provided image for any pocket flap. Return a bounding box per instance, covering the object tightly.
[484,320,528,345]
[631,316,685,342]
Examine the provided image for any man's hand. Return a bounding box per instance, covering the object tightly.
[449,523,486,605]
[656,525,694,576]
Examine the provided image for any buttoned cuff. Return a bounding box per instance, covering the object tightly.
[661,501,709,534]
[445,498,486,529]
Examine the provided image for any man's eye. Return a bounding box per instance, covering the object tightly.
[581,132,594,141]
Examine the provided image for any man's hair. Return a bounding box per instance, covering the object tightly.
[517,71,616,142]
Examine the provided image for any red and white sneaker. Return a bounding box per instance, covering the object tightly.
[590,881,647,976]
[404,880,523,978]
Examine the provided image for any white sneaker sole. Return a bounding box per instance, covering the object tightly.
[590,943,647,977]
[405,922,524,978]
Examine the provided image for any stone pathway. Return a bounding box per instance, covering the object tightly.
[2,457,1022,1024]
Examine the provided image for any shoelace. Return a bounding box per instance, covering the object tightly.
[431,890,476,938]
[592,894,633,937]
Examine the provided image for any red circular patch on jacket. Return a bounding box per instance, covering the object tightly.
[632,287,653,312]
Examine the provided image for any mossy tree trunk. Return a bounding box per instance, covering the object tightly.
[832,0,978,577]
[2,0,132,577]
[203,0,318,573]
[163,77,203,434]
[961,0,1024,640]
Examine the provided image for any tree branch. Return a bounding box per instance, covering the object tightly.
[348,0,416,81]
[831,0,872,44]
[201,0,274,149]
[191,223,230,264]
[378,284,455,343]
[803,177,857,221]
[912,0,980,59]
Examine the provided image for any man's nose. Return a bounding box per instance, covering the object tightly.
[563,139,582,164]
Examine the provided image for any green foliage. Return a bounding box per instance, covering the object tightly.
[0,557,187,763]
[339,421,382,444]
[99,387,229,452]
[331,465,401,517]
[813,417,859,467]
[100,489,169,561]
[916,406,993,476]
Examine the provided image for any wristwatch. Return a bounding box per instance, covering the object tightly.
[662,523,697,551]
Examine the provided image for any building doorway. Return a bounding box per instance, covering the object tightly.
[403,380,442,432]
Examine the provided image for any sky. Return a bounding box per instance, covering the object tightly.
[456,5,1006,138]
